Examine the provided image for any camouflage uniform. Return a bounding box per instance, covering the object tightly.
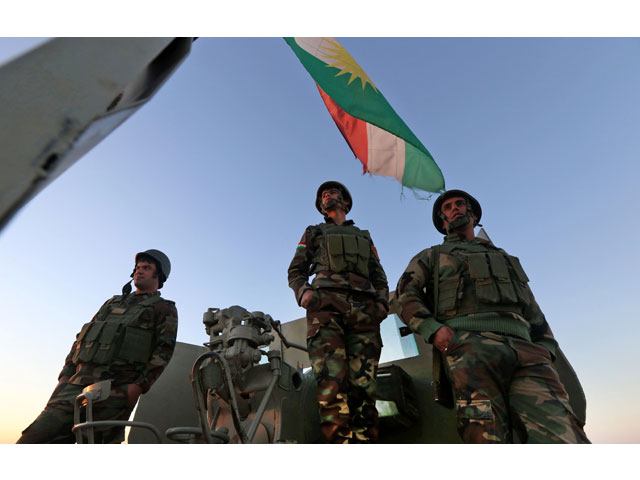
[288,219,389,443]
[396,232,590,443]
[17,291,178,443]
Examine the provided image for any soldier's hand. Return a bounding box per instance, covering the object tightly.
[127,384,143,406]
[301,290,314,308]
[433,326,454,354]
[376,302,387,315]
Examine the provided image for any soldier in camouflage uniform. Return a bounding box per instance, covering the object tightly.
[17,249,178,443]
[396,190,590,443]
[288,181,389,443]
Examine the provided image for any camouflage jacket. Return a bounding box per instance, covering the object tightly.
[58,291,178,393]
[288,219,389,309]
[396,232,558,357]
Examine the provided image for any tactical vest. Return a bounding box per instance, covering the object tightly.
[435,242,532,319]
[310,223,371,278]
[71,294,163,366]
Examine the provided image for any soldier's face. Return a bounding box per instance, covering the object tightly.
[133,260,159,292]
[441,197,468,226]
[321,188,341,205]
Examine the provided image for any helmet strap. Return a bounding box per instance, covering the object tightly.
[122,279,133,297]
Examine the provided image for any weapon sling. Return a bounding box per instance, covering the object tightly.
[431,245,454,409]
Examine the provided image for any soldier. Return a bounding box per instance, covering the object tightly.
[17,249,178,443]
[395,190,590,443]
[288,181,389,443]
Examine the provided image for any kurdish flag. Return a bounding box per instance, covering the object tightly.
[285,37,445,193]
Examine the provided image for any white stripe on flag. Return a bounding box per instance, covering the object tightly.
[366,122,405,182]
[294,37,337,64]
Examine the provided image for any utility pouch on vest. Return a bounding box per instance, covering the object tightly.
[437,278,461,316]
[468,253,500,304]
[326,233,370,277]
[355,235,370,277]
[343,234,359,267]
[357,235,370,261]
[72,321,105,363]
[92,321,123,364]
[507,256,532,306]
[72,295,161,366]
[487,253,518,304]
[327,234,347,272]
[118,326,154,363]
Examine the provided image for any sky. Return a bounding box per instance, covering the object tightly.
[0,35,639,451]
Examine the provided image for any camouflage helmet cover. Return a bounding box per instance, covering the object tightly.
[432,189,482,234]
[135,249,171,281]
[315,181,353,214]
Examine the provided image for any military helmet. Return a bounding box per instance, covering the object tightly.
[135,249,171,282]
[432,189,482,234]
[315,181,352,214]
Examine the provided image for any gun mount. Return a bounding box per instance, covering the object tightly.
[185,306,320,444]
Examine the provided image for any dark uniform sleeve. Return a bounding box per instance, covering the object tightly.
[132,300,178,393]
[58,342,79,380]
[395,249,444,343]
[368,238,389,310]
[505,250,559,358]
[287,227,314,306]
[524,288,558,359]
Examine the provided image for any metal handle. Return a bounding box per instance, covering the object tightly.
[72,420,162,443]
[269,318,308,352]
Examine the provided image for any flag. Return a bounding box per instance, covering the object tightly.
[285,37,445,193]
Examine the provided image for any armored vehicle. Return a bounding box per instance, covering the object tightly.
[117,297,586,444]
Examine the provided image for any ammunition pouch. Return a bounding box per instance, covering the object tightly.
[119,326,154,363]
[436,248,531,318]
[436,277,462,317]
[72,295,161,366]
[507,255,532,306]
[326,232,370,277]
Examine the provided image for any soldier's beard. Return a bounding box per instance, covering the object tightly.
[446,214,471,234]
[321,198,347,215]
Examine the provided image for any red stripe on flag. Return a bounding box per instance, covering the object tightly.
[317,85,369,172]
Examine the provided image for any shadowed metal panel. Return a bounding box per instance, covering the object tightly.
[128,341,206,443]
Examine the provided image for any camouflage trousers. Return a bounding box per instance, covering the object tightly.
[17,382,134,444]
[443,330,590,443]
[306,288,385,443]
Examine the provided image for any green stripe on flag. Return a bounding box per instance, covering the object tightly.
[285,38,429,156]
[402,142,445,192]
[286,37,445,193]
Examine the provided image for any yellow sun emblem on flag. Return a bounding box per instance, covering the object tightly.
[320,38,378,92]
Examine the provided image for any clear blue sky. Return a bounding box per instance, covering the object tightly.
[0,37,639,446]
